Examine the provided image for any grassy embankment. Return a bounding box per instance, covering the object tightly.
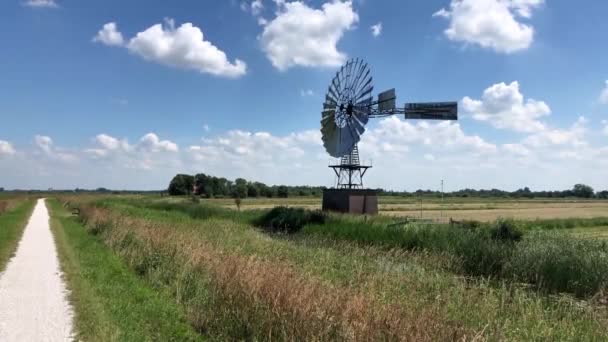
[47,199,202,341]
[63,196,608,340]
[0,198,36,272]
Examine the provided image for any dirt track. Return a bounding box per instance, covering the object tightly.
[0,199,73,341]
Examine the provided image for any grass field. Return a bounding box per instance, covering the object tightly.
[0,197,36,272]
[207,196,608,222]
[54,195,608,340]
[47,199,202,341]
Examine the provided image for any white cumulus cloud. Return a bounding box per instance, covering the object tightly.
[0,140,16,156]
[260,0,358,71]
[371,22,382,37]
[94,19,247,78]
[462,81,550,133]
[433,0,543,53]
[23,0,58,8]
[34,135,77,162]
[139,133,179,153]
[93,22,124,46]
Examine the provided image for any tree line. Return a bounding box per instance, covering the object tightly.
[168,174,607,200]
[379,184,607,199]
[168,174,325,198]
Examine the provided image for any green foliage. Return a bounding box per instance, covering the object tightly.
[255,207,326,233]
[305,217,608,297]
[168,174,194,196]
[145,201,230,220]
[277,185,289,198]
[233,178,248,199]
[573,184,594,198]
[489,219,523,242]
[48,200,201,341]
[507,233,608,296]
[246,183,259,197]
[517,217,608,230]
[69,196,608,340]
[0,199,35,272]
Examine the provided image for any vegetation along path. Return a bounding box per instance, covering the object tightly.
[0,199,74,341]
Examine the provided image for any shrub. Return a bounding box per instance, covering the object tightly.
[490,219,523,242]
[255,207,326,234]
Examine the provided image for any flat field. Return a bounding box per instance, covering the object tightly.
[209,196,608,222]
[46,194,608,340]
[3,193,607,340]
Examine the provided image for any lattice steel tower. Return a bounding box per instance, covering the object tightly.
[329,145,371,189]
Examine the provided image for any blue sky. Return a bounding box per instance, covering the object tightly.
[1,0,607,191]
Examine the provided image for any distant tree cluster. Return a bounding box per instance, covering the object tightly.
[166,174,607,200]
[167,173,324,198]
[378,184,604,199]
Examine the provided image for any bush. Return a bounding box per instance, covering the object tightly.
[255,207,326,234]
[490,219,523,242]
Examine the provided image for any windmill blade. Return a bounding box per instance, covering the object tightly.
[352,107,370,125]
[354,77,373,103]
[320,58,373,158]
[404,102,458,120]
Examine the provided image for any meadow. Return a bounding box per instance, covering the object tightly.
[42,194,608,341]
[209,196,608,222]
[1,193,607,340]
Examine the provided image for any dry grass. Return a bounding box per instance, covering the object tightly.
[78,204,468,341]
[65,197,608,340]
[208,197,608,223]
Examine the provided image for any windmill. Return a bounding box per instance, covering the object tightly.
[320,58,458,214]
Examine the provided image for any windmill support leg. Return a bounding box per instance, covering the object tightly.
[323,145,378,215]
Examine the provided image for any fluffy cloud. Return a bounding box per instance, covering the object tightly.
[599,81,608,105]
[433,0,543,53]
[23,0,58,8]
[93,22,124,46]
[361,117,497,157]
[2,121,608,191]
[0,140,16,156]
[371,22,382,37]
[139,133,179,153]
[463,81,550,133]
[241,0,264,15]
[34,135,77,162]
[260,0,358,71]
[502,143,530,156]
[94,19,246,78]
[603,121,608,136]
[522,117,587,148]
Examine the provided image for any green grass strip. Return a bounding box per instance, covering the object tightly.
[47,199,203,342]
[0,199,35,272]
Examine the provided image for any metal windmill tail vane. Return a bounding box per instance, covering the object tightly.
[320,57,458,190]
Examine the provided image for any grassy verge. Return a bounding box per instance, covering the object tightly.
[64,197,608,340]
[47,199,202,341]
[0,198,35,272]
[304,217,608,297]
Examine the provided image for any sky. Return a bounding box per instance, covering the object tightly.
[1,0,607,191]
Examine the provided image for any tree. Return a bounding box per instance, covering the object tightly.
[573,184,594,198]
[597,191,608,199]
[247,183,259,198]
[194,173,210,197]
[0,187,4,192]
[234,178,248,198]
[277,185,289,198]
[168,174,194,196]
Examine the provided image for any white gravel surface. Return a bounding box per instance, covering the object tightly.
[0,199,74,341]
